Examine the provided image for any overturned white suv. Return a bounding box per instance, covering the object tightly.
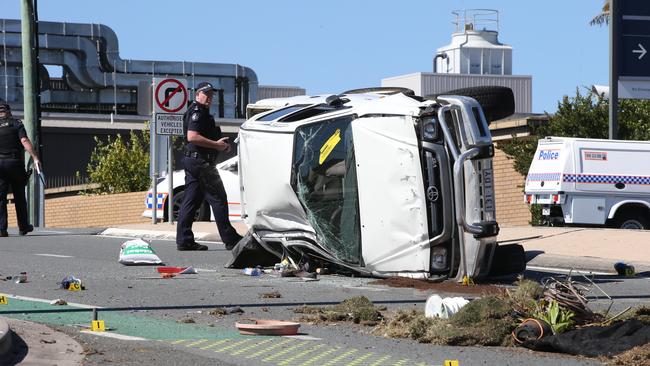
[235,87,522,281]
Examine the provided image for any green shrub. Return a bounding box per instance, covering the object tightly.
[81,129,150,194]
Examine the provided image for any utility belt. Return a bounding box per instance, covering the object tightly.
[0,152,20,159]
[184,150,218,162]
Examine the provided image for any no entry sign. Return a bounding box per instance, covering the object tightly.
[153,78,188,114]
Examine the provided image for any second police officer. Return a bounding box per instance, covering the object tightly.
[176,82,243,251]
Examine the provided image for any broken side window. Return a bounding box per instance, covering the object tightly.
[292,116,361,264]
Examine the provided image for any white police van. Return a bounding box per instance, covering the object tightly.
[525,136,650,229]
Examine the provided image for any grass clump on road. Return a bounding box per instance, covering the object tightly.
[293,296,384,325]
[373,295,516,346]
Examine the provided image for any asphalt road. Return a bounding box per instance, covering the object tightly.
[1,229,647,365]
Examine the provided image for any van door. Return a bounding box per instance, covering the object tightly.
[525,139,567,194]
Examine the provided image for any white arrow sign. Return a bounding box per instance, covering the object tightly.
[633,43,647,60]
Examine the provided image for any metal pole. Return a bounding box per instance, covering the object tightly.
[20,0,39,225]
[609,0,619,140]
[151,113,158,224]
[168,136,173,224]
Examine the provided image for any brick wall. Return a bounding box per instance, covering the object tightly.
[5,150,532,228]
[493,144,531,226]
[6,191,150,228]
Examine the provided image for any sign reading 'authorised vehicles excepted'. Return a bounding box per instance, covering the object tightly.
[155,113,183,135]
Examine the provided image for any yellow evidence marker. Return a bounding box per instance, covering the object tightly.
[0,295,7,305]
[91,320,106,332]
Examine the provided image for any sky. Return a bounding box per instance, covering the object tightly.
[3,0,609,114]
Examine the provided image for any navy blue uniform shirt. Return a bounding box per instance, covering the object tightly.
[183,101,222,157]
[0,117,27,156]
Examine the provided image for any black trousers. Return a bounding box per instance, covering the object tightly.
[176,156,240,246]
[0,158,29,232]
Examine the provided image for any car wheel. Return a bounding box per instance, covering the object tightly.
[613,212,650,230]
[488,244,526,276]
[167,190,210,222]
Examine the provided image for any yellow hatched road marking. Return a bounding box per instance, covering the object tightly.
[347,352,375,366]
[214,339,253,353]
[369,355,391,366]
[300,346,342,366]
[245,338,293,359]
[170,339,189,345]
[199,339,232,350]
[322,348,358,366]
[393,358,410,366]
[278,344,327,366]
[185,339,208,347]
[262,341,308,362]
[231,338,274,356]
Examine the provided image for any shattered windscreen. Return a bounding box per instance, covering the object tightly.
[292,116,362,264]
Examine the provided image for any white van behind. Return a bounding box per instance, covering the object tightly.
[524,136,650,229]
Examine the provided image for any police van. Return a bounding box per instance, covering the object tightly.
[236,86,524,281]
[525,136,650,229]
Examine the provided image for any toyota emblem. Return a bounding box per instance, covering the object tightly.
[426,186,439,202]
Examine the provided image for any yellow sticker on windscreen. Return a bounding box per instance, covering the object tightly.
[319,129,341,165]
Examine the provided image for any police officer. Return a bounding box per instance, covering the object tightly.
[176,82,243,251]
[0,102,40,237]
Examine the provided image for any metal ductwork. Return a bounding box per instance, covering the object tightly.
[0,19,258,117]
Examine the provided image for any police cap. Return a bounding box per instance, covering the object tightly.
[0,102,9,113]
[196,82,218,94]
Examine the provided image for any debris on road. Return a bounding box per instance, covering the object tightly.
[260,291,282,299]
[294,296,384,326]
[424,295,469,319]
[14,271,27,283]
[50,299,68,306]
[209,307,244,317]
[118,238,162,265]
[235,319,300,336]
[59,275,85,291]
[242,267,262,276]
[156,266,197,275]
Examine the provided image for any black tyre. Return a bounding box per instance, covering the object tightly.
[341,87,415,96]
[429,86,515,123]
[613,211,650,230]
[488,243,526,276]
[166,190,210,222]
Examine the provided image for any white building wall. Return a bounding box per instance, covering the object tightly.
[382,72,532,113]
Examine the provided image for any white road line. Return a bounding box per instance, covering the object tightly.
[3,294,101,309]
[34,253,74,258]
[80,330,147,341]
[527,265,613,276]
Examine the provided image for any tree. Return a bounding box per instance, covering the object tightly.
[590,0,610,26]
[80,129,150,194]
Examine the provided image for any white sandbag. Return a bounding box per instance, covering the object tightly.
[424,294,469,319]
[119,239,162,265]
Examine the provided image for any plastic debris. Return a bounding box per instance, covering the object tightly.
[235,319,300,336]
[59,275,85,291]
[242,267,262,276]
[156,266,198,275]
[424,294,469,319]
[14,272,27,283]
[118,238,162,265]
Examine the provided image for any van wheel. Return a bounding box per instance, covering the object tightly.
[428,86,515,123]
[166,190,210,222]
[613,213,650,230]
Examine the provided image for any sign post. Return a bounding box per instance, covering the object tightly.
[612,0,650,138]
[151,78,188,224]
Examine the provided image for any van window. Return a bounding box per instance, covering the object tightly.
[292,116,361,264]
